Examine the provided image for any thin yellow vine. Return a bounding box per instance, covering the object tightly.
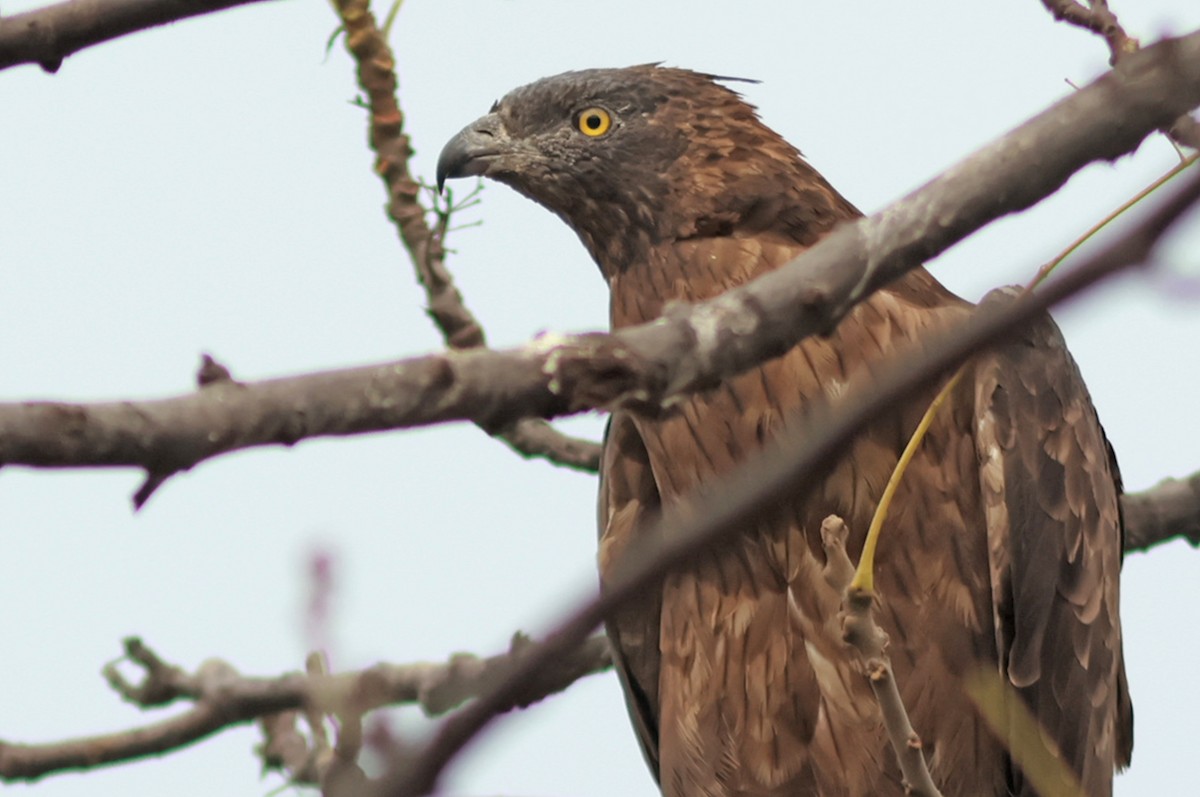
[849,151,1199,593]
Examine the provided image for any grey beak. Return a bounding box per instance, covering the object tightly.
[436,112,507,192]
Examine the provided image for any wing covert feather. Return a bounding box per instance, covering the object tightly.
[598,411,664,781]
[972,289,1132,797]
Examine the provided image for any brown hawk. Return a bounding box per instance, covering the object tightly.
[438,64,1132,797]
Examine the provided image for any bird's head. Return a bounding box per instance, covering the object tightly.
[437,65,845,274]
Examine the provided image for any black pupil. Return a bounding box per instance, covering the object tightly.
[586,114,602,130]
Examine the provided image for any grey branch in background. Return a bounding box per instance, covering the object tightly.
[1,29,1199,507]
[0,634,612,783]
[0,0,277,73]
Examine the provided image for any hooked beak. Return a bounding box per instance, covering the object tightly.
[436,112,508,192]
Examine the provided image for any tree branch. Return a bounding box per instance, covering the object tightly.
[820,516,943,797]
[2,29,1199,507]
[0,0,276,73]
[372,145,1200,797]
[332,0,597,473]
[0,633,612,783]
[1041,0,1136,63]
[1122,473,1200,552]
[0,479,1187,784]
[1041,0,1200,149]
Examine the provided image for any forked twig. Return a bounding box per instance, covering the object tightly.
[822,516,943,797]
[1041,0,1200,150]
[0,634,612,783]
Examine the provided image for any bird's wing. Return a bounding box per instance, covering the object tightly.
[597,411,664,781]
[971,289,1133,796]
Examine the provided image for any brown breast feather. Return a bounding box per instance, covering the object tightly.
[602,236,1024,796]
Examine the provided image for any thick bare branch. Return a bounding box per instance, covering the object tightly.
[0,339,627,509]
[0,0,276,73]
[332,0,593,471]
[374,152,1200,797]
[0,634,612,783]
[1122,473,1200,552]
[3,30,1199,506]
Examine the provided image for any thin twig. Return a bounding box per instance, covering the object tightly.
[0,634,612,783]
[1040,0,1200,150]
[821,517,943,797]
[850,368,965,593]
[1040,0,1136,64]
[1027,153,1200,289]
[332,0,597,472]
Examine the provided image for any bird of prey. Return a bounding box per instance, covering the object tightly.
[438,65,1132,797]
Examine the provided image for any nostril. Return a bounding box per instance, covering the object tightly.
[474,126,495,139]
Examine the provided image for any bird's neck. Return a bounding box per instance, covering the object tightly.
[607,235,963,331]
[607,237,794,329]
[587,159,860,288]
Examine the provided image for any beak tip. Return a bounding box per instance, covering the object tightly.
[437,112,506,192]
[436,136,470,193]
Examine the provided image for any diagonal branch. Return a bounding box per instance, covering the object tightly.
[2,29,1199,507]
[333,0,599,473]
[0,0,277,73]
[375,166,1200,797]
[0,473,1187,784]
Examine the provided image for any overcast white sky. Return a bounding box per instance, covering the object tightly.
[3,1,1200,795]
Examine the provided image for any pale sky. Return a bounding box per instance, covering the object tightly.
[3,1,1200,796]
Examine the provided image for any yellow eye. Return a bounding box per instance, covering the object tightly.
[576,107,612,137]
